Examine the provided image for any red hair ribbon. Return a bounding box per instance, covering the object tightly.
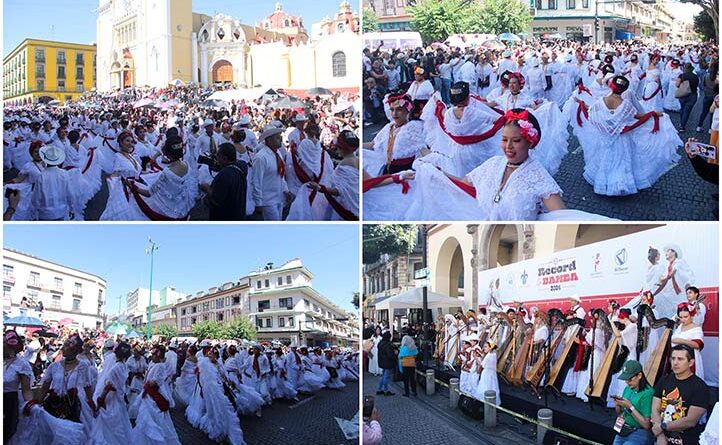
[677,302,696,316]
[508,72,526,88]
[617,311,629,320]
[504,109,540,147]
[386,94,413,112]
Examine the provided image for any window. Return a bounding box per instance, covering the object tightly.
[264,279,269,287]
[256,280,261,289]
[57,66,65,79]
[582,0,588,7]
[3,285,11,299]
[36,79,44,91]
[181,308,186,315]
[277,277,283,286]
[286,275,292,284]
[217,312,224,322]
[548,0,557,9]
[35,48,45,62]
[288,317,294,327]
[72,298,81,311]
[51,295,61,309]
[332,52,346,77]
[279,297,293,309]
[217,297,224,309]
[191,306,197,313]
[256,317,263,327]
[76,80,84,92]
[265,318,272,328]
[232,296,240,305]
[35,63,44,78]
[54,277,62,290]
[191,316,197,324]
[535,0,542,8]
[567,0,575,8]
[29,271,40,286]
[57,50,66,64]
[279,317,285,327]
[3,265,13,278]
[76,66,84,79]
[304,299,310,310]
[76,52,84,65]
[202,302,209,311]
[73,282,82,296]
[258,300,270,311]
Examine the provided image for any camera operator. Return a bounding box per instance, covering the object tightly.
[201,142,247,220]
[363,396,383,445]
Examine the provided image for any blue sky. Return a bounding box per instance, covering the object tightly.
[3,224,360,315]
[3,0,355,56]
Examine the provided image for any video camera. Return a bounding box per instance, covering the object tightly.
[197,152,222,172]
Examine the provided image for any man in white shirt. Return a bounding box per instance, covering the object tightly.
[195,118,220,157]
[459,55,478,95]
[252,125,290,221]
[32,144,74,220]
[286,114,308,151]
[236,115,257,151]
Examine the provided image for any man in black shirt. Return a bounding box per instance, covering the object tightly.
[202,142,247,220]
[677,63,700,133]
[651,344,709,445]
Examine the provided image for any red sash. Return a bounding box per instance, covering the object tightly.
[273,150,286,177]
[642,81,662,101]
[447,175,476,198]
[290,145,326,205]
[142,382,170,412]
[621,111,660,134]
[434,100,506,145]
[318,185,358,221]
[576,101,589,127]
[81,148,95,174]
[125,180,190,221]
[639,72,647,81]
[362,173,409,194]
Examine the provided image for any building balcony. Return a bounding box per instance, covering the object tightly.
[50,286,64,294]
[72,290,83,297]
[26,279,42,289]
[2,274,14,284]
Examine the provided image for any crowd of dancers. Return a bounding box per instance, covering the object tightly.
[3,85,360,221]
[362,40,718,221]
[4,328,360,445]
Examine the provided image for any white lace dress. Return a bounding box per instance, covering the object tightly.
[124,166,199,220]
[100,152,143,220]
[420,92,502,176]
[641,69,664,113]
[663,68,682,111]
[365,120,426,176]
[131,361,182,445]
[40,359,96,438]
[90,360,133,445]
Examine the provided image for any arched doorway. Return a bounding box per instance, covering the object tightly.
[212,60,233,83]
[434,236,465,298]
[486,225,521,268]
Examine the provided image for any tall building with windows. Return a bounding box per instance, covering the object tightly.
[174,259,358,347]
[3,39,97,106]
[2,248,107,330]
[248,259,358,347]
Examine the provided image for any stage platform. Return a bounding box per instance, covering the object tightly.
[418,364,719,445]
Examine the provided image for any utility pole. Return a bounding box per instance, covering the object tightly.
[421,225,430,365]
[146,238,159,340]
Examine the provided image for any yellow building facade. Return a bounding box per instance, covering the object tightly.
[3,39,97,106]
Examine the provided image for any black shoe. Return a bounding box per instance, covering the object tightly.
[385,391,395,396]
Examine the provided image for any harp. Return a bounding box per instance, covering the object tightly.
[585,308,627,404]
[506,313,534,386]
[525,309,565,391]
[545,311,584,392]
[493,312,516,374]
[637,304,674,386]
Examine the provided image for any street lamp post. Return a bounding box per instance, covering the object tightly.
[146,238,159,340]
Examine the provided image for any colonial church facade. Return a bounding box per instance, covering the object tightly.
[96,0,359,92]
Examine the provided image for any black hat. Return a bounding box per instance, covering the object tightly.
[337,130,359,152]
[450,81,470,105]
[601,64,615,76]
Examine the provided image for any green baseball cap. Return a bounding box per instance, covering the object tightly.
[618,360,643,380]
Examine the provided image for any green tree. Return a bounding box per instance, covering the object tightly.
[191,320,225,339]
[408,0,481,43]
[475,0,533,35]
[363,224,418,264]
[681,0,718,41]
[693,11,715,41]
[151,323,178,338]
[363,8,380,33]
[222,317,257,340]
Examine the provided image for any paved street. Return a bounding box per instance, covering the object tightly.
[172,381,359,445]
[363,373,536,445]
[362,94,717,221]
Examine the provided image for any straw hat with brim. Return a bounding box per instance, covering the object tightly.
[617,360,643,380]
[260,126,284,141]
[39,144,65,166]
[203,118,215,128]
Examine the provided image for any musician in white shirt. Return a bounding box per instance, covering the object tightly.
[194,118,220,157]
[252,125,291,221]
[686,286,706,326]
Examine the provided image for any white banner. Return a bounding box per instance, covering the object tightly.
[478,224,719,386]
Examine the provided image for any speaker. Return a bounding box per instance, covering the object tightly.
[458,394,484,420]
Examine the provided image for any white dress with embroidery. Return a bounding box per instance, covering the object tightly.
[124,166,199,220]
[365,120,426,176]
